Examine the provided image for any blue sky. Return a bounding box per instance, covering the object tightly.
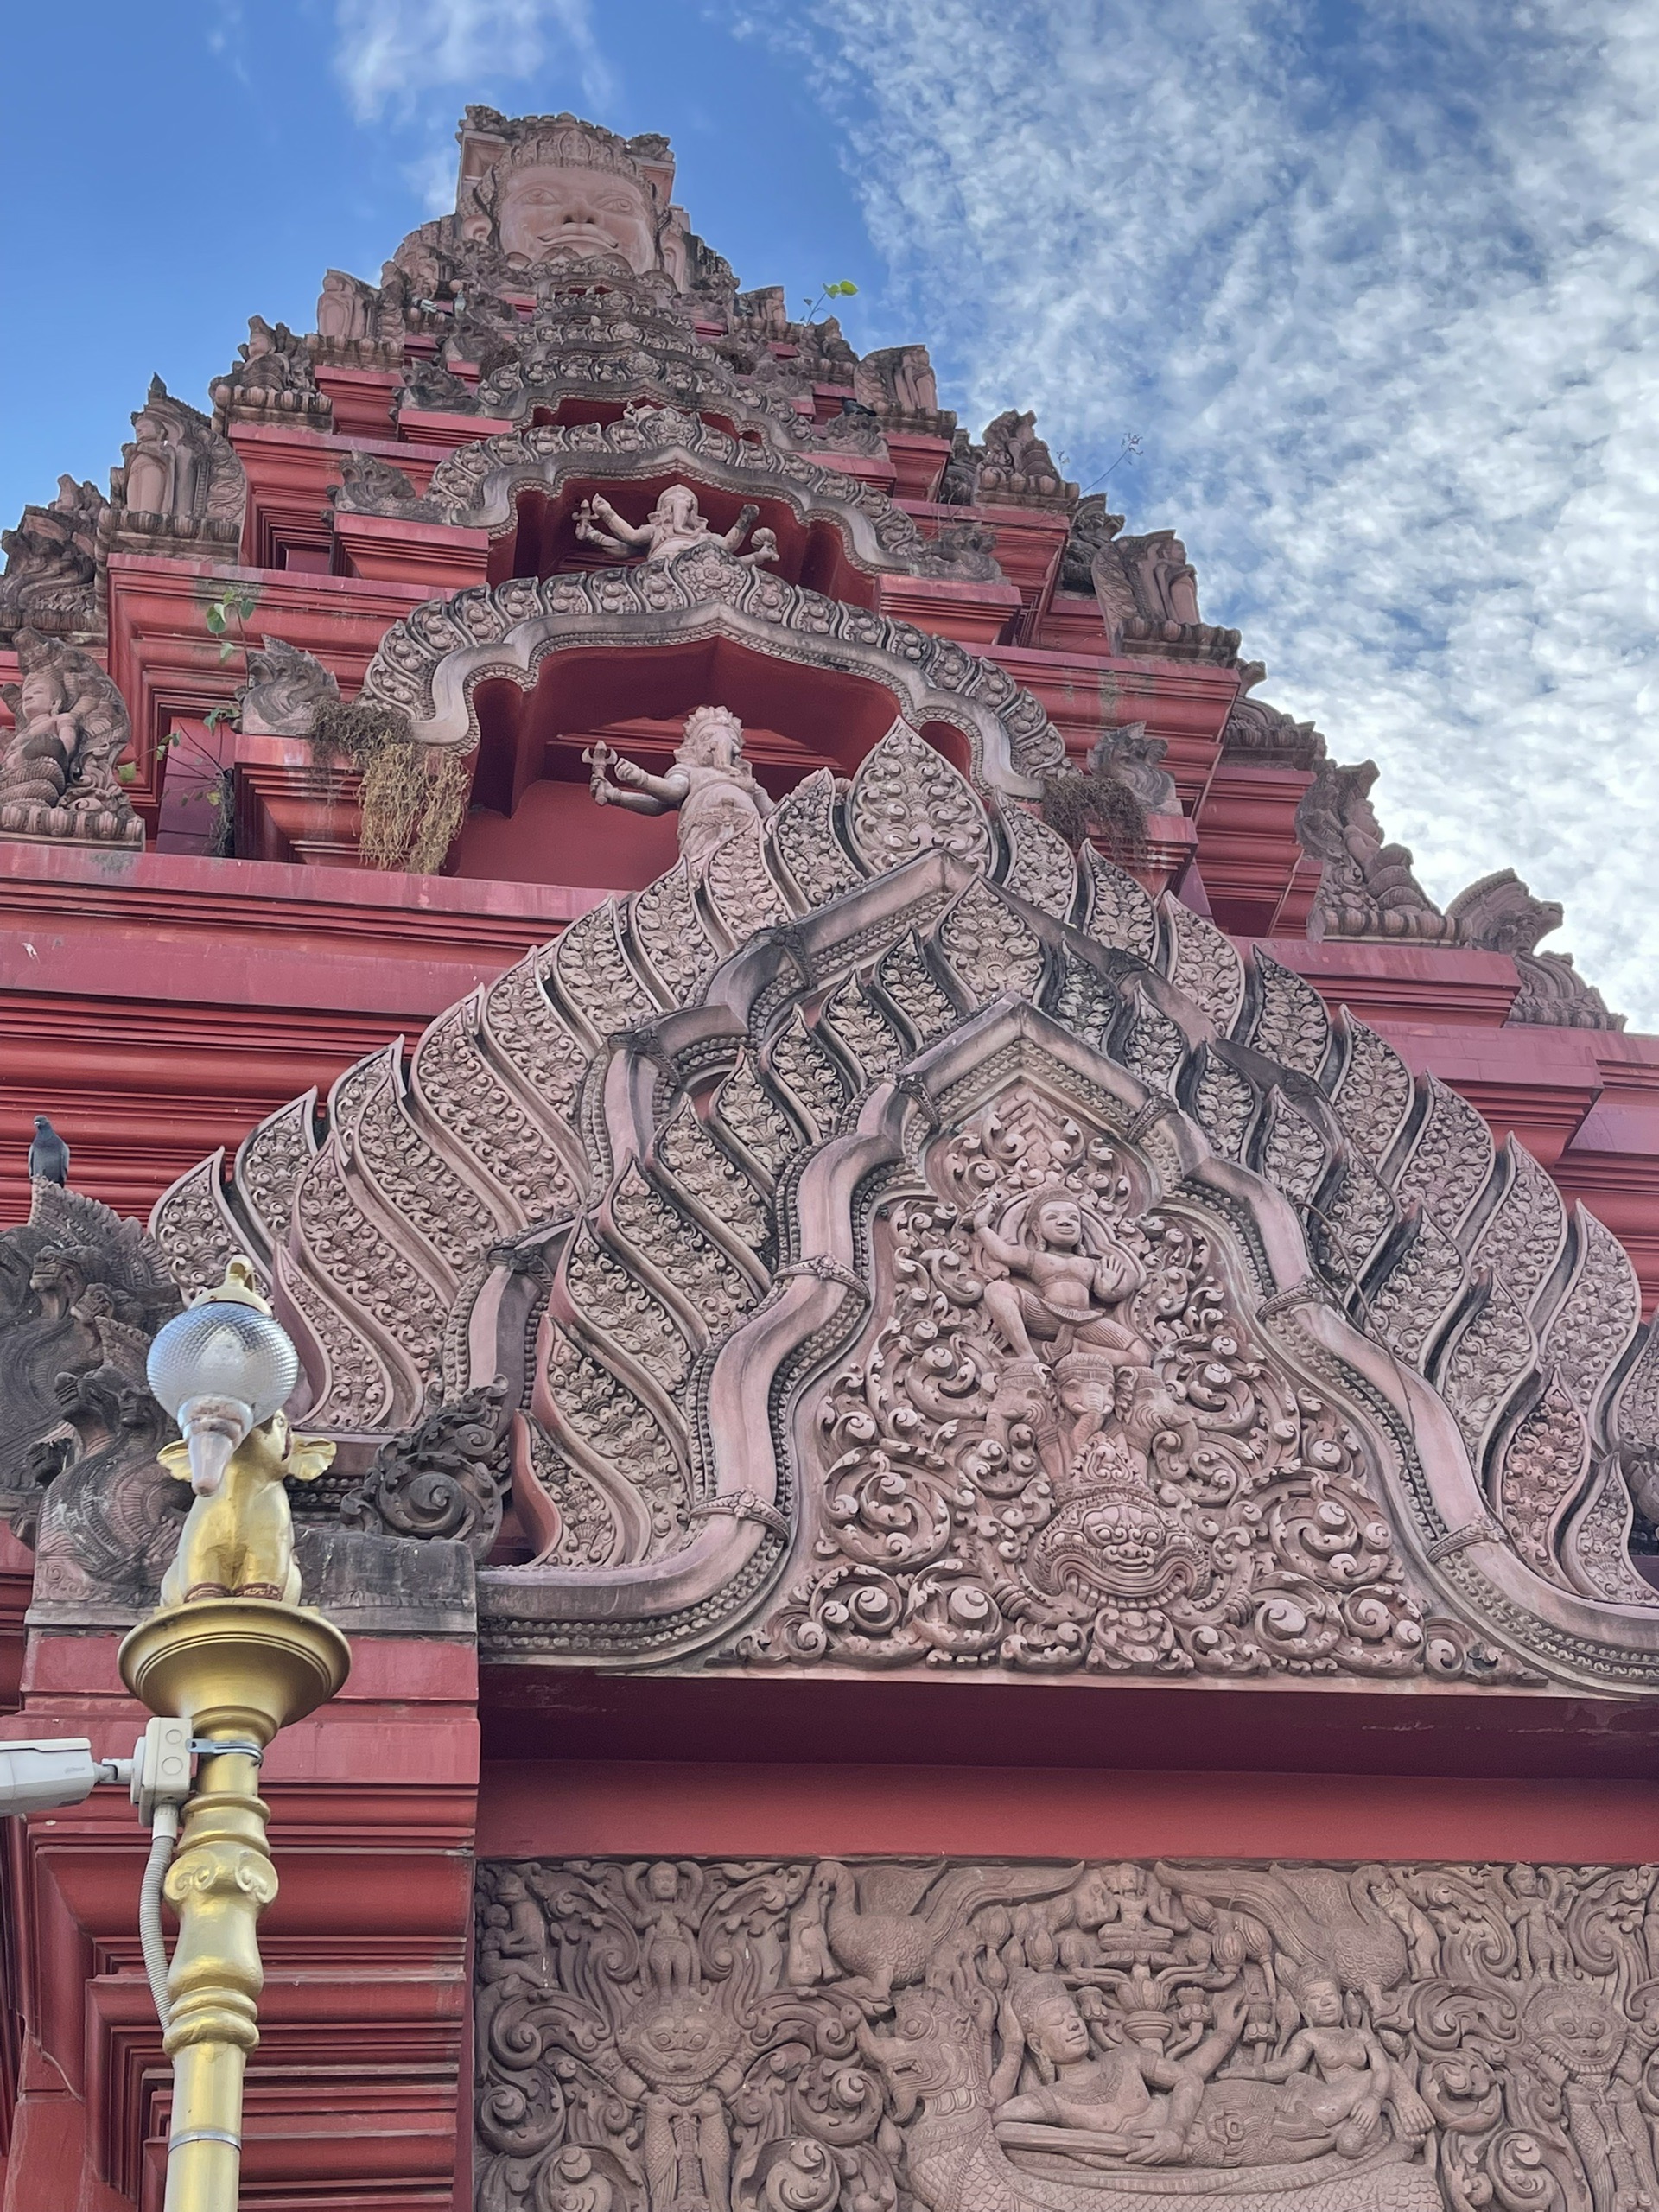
[8,0,1659,1021]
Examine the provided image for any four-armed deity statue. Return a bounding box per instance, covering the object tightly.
[587,704,775,877]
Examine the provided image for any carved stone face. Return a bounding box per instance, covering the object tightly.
[619,1993,739,2087]
[1036,1198,1084,1250]
[645,1860,679,1902]
[1301,1979,1344,2027]
[18,668,65,723]
[497,162,657,272]
[653,487,704,534]
[1025,1991,1092,2065]
[1524,1986,1624,2077]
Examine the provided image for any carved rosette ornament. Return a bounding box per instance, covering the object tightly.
[143,707,1659,1687]
[478,1853,1659,2212]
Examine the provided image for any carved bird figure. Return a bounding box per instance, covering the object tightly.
[1154,1862,1409,2000]
[28,1116,69,1186]
[798,1861,1078,2009]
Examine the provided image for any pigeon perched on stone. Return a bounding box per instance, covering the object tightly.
[27,1116,69,1186]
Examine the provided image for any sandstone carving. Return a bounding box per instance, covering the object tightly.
[976,410,1076,508]
[1296,764,1452,944]
[1296,798,1620,1020]
[1222,669,1325,771]
[234,635,341,737]
[1088,725,1178,816]
[338,404,1002,588]
[576,485,779,570]
[0,628,143,846]
[477,1852,1659,2212]
[104,375,246,563]
[210,315,332,429]
[149,713,1659,1683]
[0,1180,180,1534]
[354,539,1061,792]
[1087,530,1241,664]
[0,477,105,644]
[589,707,776,878]
[1446,871,1624,1029]
[339,1378,513,1560]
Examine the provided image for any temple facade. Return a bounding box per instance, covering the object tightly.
[3,106,1659,2212]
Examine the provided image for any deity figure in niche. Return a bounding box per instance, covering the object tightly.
[575,484,778,569]
[1504,1864,1574,1980]
[992,1971,1243,2166]
[0,660,76,810]
[626,1860,702,1995]
[118,381,218,524]
[588,706,773,876]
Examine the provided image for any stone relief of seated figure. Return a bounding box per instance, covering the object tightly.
[1255,1978,1433,2160]
[972,1193,1151,1372]
[0,632,141,846]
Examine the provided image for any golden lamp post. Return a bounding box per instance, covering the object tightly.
[119,1259,351,2211]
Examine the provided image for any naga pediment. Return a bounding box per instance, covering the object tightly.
[142,713,1659,1691]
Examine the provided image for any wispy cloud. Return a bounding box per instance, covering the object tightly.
[728,0,1659,1025]
[333,0,615,123]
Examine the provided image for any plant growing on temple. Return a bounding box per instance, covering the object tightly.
[1039,763,1147,855]
[113,585,261,851]
[156,721,237,858]
[203,582,260,662]
[800,280,858,323]
[308,698,470,874]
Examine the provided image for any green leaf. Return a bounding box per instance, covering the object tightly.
[218,641,236,663]
[830,280,858,296]
[204,704,234,731]
[116,763,137,785]
[204,604,226,635]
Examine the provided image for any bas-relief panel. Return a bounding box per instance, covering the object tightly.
[475,1857,1659,2212]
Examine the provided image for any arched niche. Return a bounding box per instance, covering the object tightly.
[454,631,971,888]
[486,474,877,607]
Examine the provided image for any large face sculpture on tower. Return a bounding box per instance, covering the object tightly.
[493,156,658,273]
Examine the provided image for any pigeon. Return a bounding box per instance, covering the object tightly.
[28,1116,69,1186]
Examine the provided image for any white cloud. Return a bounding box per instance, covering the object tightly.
[333,0,615,122]
[727,0,1659,1026]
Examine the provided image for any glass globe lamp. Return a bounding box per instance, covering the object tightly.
[146,1258,298,1493]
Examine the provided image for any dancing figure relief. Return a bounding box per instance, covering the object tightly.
[478,1853,1659,2212]
[748,1085,1426,1678]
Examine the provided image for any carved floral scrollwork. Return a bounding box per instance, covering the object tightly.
[340,1377,512,1557]
[743,1083,1427,1680]
[478,1853,1659,2212]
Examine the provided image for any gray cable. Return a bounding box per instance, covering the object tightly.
[138,1801,179,2028]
